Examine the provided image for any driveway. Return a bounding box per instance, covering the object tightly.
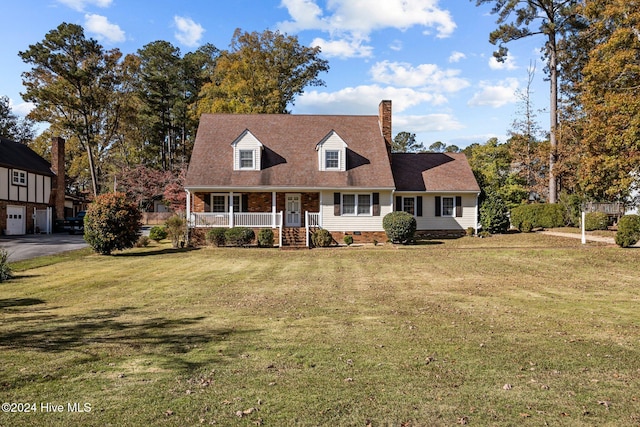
[0,233,89,262]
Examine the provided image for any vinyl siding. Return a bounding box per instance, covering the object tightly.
[320,190,393,231]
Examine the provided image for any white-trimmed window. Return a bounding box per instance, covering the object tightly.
[325,150,340,169]
[342,193,372,216]
[239,150,255,169]
[402,197,415,215]
[12,169,27,186]
[211,194,241,213]
[442,197,455,217]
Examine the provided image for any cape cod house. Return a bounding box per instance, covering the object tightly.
[0,137,66,235]
[185,100,480,246]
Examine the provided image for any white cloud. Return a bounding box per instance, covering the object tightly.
[57,0,112,12]
[295,85,447,115]
[84,14,125,43]
[311,36,373,58]
[389,39,403,51]
[279,0,456,58]
[8,98,34,117]
[468,79,519,108]
[395,113,465,133]
[489,52,518,70]
[449,51,466,63]
[174,16,205,47]
[370,60,470,92]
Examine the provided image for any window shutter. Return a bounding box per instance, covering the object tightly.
[242,194,249,212]
[204,195,211,212]
[372,192,380,216]
[334,192,341,216]
[395,196,402,211]
[435,196,441,217]
[456,196,463,217]
[417,196,423,217]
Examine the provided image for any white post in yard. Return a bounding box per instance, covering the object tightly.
[581,211,586,245]
[272,191,277,228]
[186,190,191,226]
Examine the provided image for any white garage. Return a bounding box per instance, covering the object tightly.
[5,205,25,235]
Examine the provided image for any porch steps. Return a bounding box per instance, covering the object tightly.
[281,227,308,249]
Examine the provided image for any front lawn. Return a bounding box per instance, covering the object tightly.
[1,234,638,426]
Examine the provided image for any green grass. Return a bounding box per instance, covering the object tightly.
[1,234,639,426]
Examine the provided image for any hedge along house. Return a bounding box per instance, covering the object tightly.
[185,100,480,247]
[0,136,66,235]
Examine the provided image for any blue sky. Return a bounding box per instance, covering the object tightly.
[1,0,550,149]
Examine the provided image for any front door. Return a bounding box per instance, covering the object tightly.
[286,193,301,227]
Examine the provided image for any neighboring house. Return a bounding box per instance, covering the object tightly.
[184,100,480,246]
[0,137,65,235]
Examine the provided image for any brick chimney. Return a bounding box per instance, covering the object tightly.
[378,100,392,162]
[50,136,66,220]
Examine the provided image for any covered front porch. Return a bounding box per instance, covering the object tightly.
[187,190,321,246]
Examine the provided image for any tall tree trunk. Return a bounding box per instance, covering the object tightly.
[548,33,559,203]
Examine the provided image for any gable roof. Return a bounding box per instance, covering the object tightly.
[0,137,53,176]
[391,152,480,193]
[186,113,395,189]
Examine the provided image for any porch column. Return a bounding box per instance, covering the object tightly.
[229,192,234,228]
[272,191,277,228]
[186,189,191,226]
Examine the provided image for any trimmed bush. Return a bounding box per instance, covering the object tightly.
[224,227,255,247]
[165,215,187,248]
[520,220,534,233]
[135,235,150,248]
[0,248,13,282]
[84,192,142,255]
[383,211,417,244]
[510,203,565,231]
[479,192,510,234]
[312,229,334,247]
[584,212,609,231]
[615,215,640,248]
[344,235,354,246]
[149,226,168,242]
[257,228,275,248]
[207,228,227,247]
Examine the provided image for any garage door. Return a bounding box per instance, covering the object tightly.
[6,206,26,235]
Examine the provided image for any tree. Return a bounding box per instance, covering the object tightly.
[508,63,547,199]
[392,131,426,153]
[198,29,329,114]
[577,0,640,201]
[83,192,142,255]
[116,165,175,212]
[19,23,126,196]
[0,96,35,143]
[475,0,582,203]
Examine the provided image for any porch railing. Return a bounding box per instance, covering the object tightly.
[305,211,322,247]
[190,212,282,228]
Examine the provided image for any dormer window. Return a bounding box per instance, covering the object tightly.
[325,150,339,169]
[239,150,255,169]
[232,130,263,171]
[317,130,347,171]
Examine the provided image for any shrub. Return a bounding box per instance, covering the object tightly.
[149,226,168,242]
[165,215,187,248]
[224,227,255,247]
[0,248,13,282]
[257,228,274,248]
[615,215,640,248]
[480,192,510,234]
[466,227,475,237]
[207,228,227,247]
[584,212,609,231]
[383,211,417,244]
[312,229,334,247]
[520,220,534,233]
[84,192,142,255]
[135,235,150,248]
[343,235,354,246]
[558,191,584,227]
[510,203,565,231]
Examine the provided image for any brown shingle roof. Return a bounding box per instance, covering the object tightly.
[391,152,480,192]
[186,113,395,189]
